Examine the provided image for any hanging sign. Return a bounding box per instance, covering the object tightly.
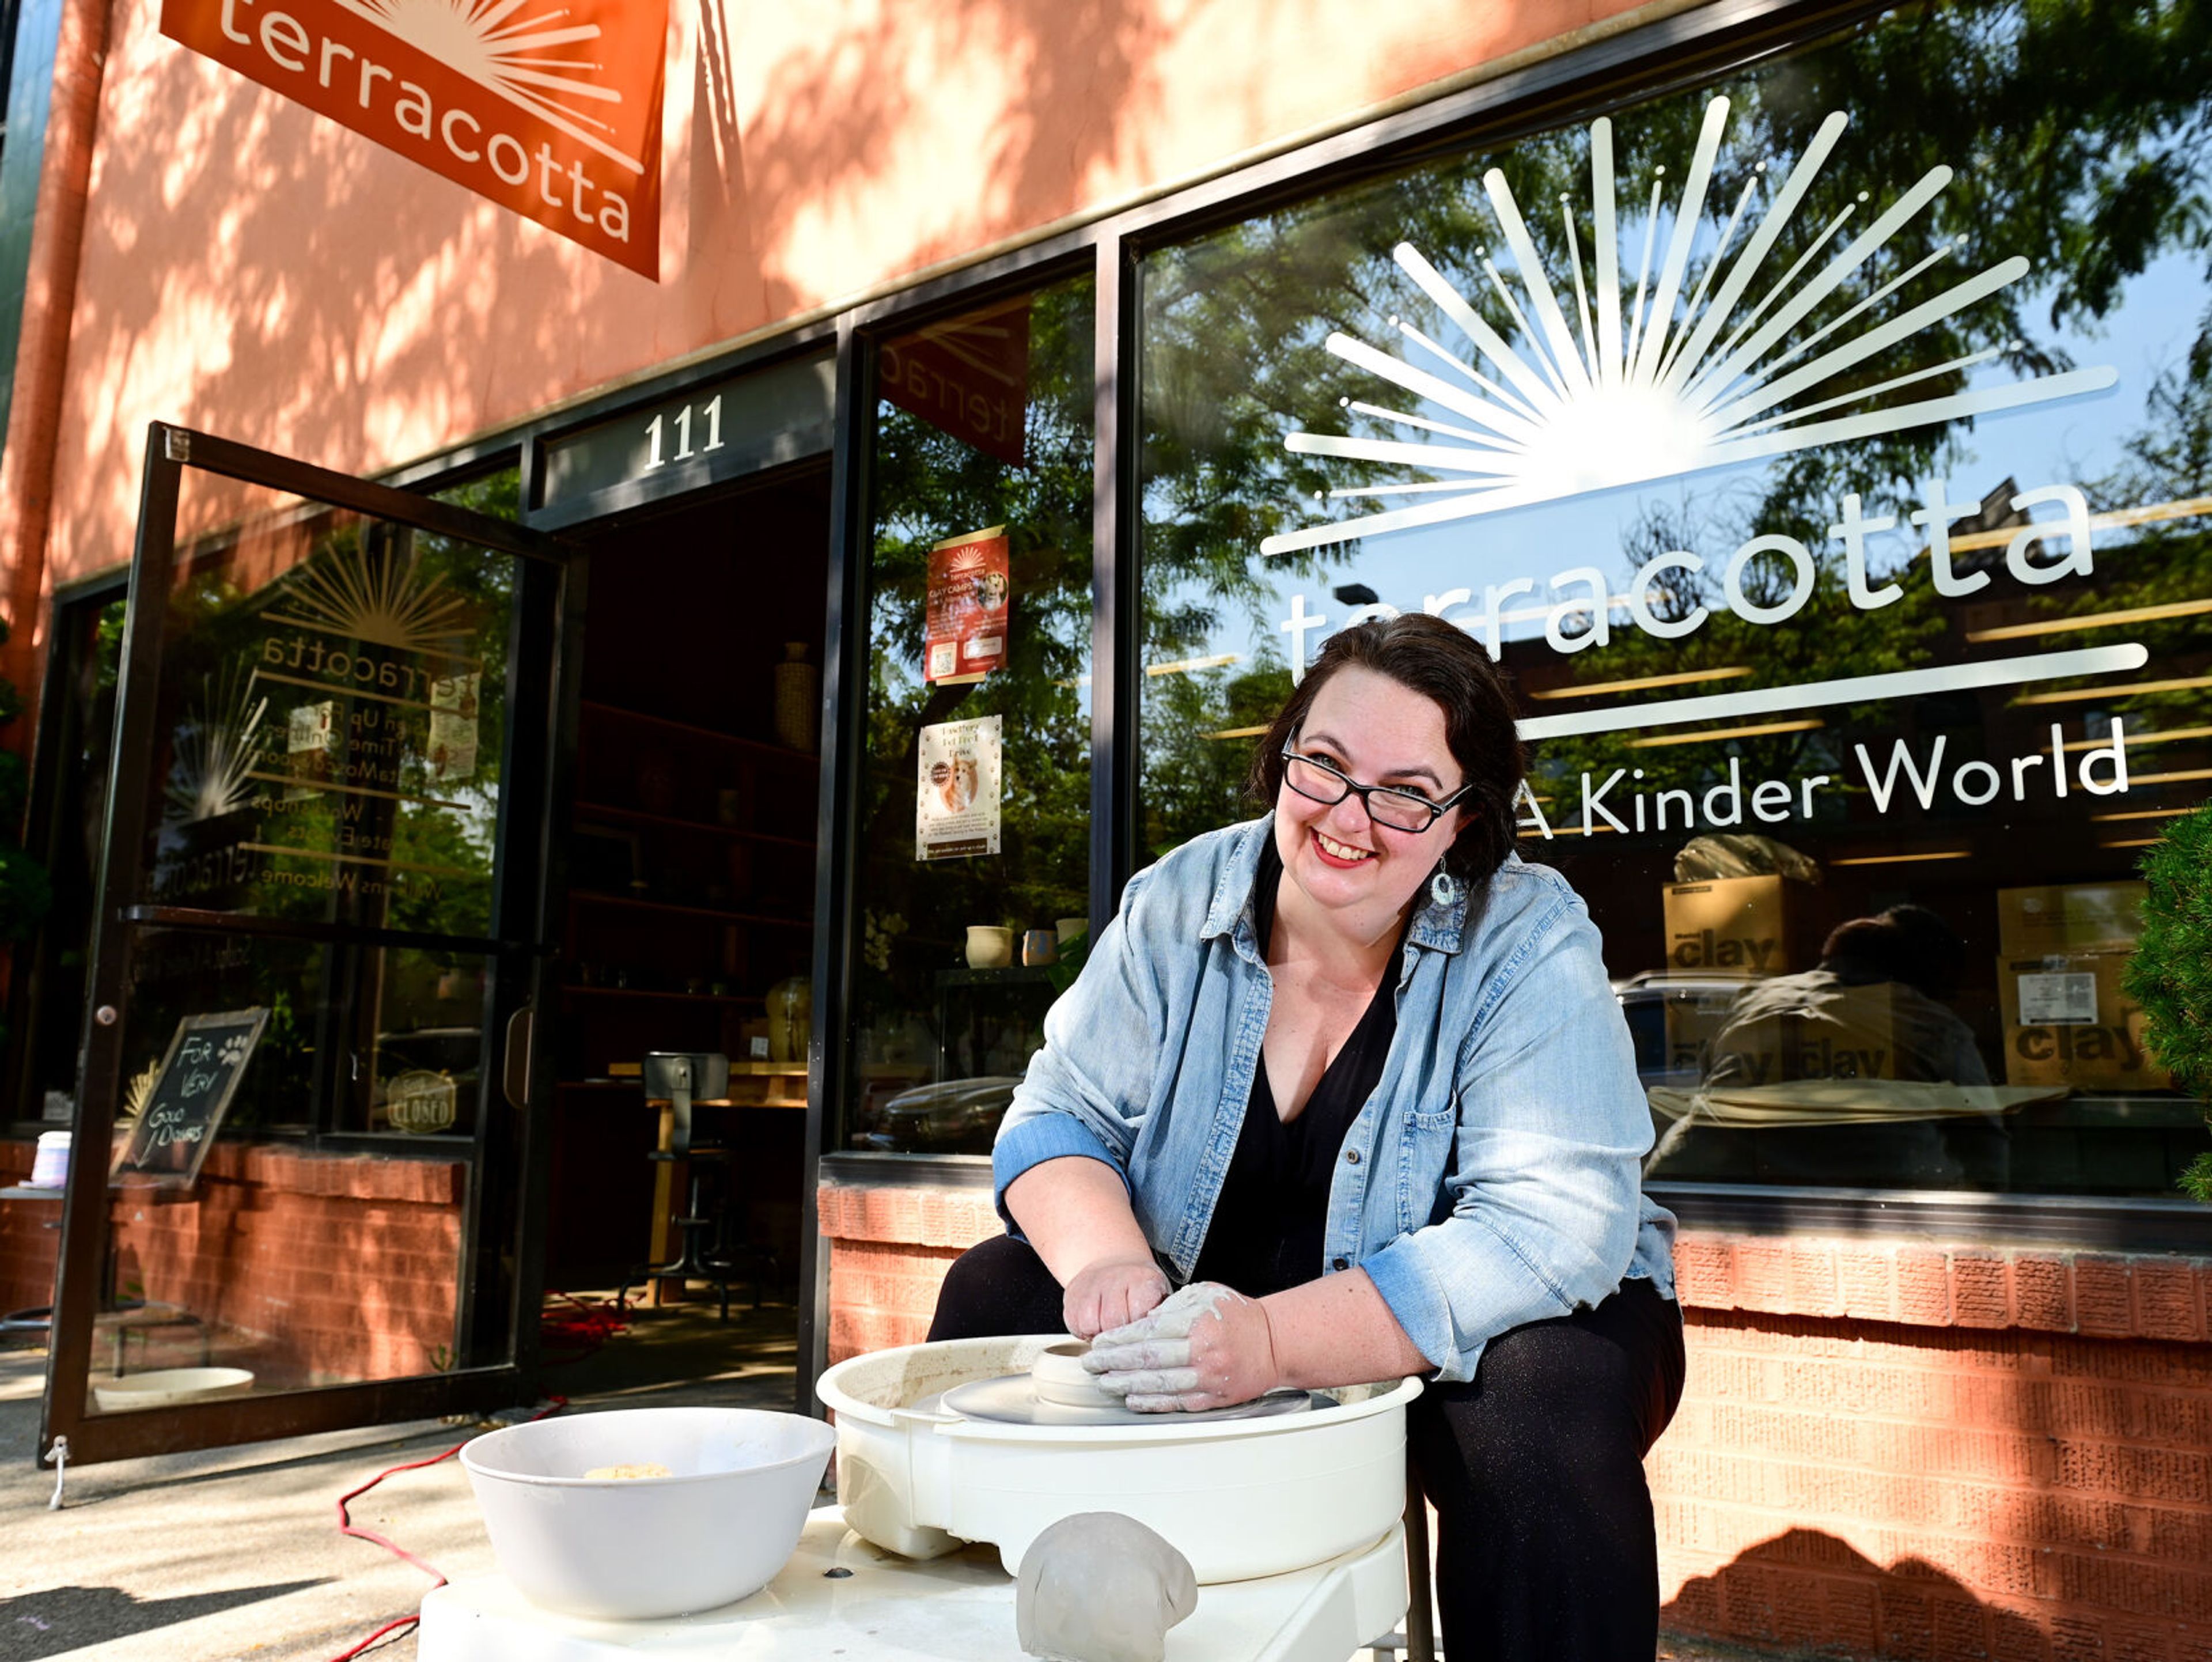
[159,0,666,279]
[916,715,1002,861]
[882,298,1032,466]
[925,527,1011,683]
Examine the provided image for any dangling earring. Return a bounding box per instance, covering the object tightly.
[1429,867,1461,908]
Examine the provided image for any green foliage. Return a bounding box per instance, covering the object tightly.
[0,843,54,944]
[2121,802,2212,1199]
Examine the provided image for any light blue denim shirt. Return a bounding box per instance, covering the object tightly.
[992,814,1677,1384]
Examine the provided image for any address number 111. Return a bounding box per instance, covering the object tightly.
[645,395,726,470]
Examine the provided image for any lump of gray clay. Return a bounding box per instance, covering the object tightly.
[1015,1512,1199,1662]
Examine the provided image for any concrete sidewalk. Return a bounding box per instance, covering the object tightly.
[0,1312,1783,1662]
[0,1301,802,1661]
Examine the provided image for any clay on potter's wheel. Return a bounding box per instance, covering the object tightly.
[1029,1339,1118,1410]
[1015,1512,1198,1662]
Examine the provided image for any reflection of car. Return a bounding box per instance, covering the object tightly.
[853,1076,1022,1153]
[1611,973,1760,1091]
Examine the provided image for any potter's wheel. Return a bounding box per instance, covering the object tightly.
[818,1335,1423,1584]
[934,1376,1323,1426]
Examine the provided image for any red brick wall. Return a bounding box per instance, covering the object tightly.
[817,1176,2212,1660]
[0,1141,60,1313]
[1661,1240,2212,1661]
[1,1138,465,1383]
[818,1180,1000,1361]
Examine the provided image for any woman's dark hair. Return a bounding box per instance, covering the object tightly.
[1247,613,1525,885]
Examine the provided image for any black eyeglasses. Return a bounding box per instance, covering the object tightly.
[1279,747,1471,832]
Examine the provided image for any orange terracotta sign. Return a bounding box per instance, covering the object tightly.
[161,0,666,279]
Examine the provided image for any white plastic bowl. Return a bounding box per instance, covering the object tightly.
[91,1366,254,1411]
[460,1406,835,1619]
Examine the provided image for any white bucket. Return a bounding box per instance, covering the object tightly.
[28,1131,69,1188]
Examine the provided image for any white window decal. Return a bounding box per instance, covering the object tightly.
[1259,97,2118,556]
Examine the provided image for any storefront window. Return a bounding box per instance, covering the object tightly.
[839,274,1097,1154]
[1137,0,2210,1196]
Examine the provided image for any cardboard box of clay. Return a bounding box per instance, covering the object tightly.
[1994,882,2146,957]
[1662,873,1791,975]
[1995,951,2169,1091]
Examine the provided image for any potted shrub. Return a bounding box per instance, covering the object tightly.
[2121,802,2212,1201]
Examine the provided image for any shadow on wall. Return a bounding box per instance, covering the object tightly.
[733,0,1176,290]
[1654,1296,2212,1662]
[53,0,1180,578]
[1666,1530,2048,1659]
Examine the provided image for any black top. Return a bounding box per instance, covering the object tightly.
[1190,836,1400,1297]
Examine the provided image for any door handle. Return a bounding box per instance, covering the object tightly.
[503,1004,536,1109]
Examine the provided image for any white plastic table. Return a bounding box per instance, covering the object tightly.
[418,1505,1408,1661]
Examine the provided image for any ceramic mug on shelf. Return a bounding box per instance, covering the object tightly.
[964,926,1015,970]
[1021,929,1056,967]
[767,976,812,1062]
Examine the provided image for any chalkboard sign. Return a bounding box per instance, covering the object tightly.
[111,1008,271,1187]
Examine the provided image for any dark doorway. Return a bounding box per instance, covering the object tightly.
[540,460,830,1390]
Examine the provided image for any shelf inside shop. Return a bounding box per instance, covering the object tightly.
[579,699,820,764]
[567,889,813,927]
[560,986,764,1006]
[605,1061,808,1078]
[571,801,816,847]
[558,1080,807,1108]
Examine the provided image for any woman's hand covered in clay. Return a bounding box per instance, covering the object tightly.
[1083,1282,1279,1412]
[1063,1253,1172,1341]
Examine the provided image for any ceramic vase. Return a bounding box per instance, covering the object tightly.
[774,643,819,753]
[767,975,812,1062]
[964,926,1015,969]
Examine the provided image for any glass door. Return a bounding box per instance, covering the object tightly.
[39,425,578,1464]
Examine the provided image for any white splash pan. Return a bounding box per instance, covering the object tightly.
[816,1334,1421,1584]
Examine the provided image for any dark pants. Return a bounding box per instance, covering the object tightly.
[929,1233,1686,1661]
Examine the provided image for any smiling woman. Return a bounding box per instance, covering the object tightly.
[929,612,1685,1660]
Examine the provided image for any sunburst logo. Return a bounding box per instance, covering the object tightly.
[266,539,474,654]
[161,0,664,276]
[331,0,643,172]
[119,1060,162,1123]
[1260,97,2118,556]
[165,664,267,827]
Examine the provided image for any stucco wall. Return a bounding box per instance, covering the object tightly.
[35,0,1684,594]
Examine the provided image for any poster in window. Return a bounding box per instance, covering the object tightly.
[916,715,1002,861]
[427,671,481,783]
[925,527,1010,683]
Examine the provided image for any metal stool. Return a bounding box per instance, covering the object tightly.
[620,1053,774,1319]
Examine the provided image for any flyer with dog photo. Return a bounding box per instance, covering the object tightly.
[916,715,1002,860]
[924,527,1010,683]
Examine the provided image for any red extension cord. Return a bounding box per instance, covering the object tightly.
[325,1293,630,1659]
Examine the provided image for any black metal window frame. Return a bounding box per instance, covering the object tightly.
[56,0,2191,1407]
